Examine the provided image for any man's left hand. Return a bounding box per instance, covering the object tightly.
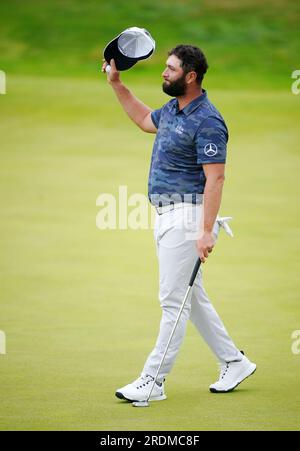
[196,231,215,263]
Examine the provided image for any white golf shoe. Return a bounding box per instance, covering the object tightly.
[210,353,256,393]
[115,373,167,402]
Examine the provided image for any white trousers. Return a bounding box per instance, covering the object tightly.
[142,204,242,381]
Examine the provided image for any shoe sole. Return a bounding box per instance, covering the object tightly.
[210,363,257,393]
[115,391,167,402]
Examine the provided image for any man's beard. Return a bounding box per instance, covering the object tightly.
[162,74,187,97]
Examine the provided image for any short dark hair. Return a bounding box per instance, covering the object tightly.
[168,45,209,84]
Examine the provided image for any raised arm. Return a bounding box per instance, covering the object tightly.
[102,59,157,133]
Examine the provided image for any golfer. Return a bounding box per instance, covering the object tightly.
[102,45,256,402]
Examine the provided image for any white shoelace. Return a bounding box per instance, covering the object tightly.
[133,375,154,389]
[218,363,229,380]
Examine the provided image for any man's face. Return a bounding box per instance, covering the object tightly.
[162,55,187,97]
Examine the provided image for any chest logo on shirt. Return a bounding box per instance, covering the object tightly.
[175,124,185,135]
[204,143,218,157]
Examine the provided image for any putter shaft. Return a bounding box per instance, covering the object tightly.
[145,258,201,403]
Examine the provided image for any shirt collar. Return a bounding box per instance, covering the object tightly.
[170,89,207,116]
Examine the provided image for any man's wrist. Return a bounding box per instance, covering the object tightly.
[110,80,123,90]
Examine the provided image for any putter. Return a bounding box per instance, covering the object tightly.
[132,258,201,408]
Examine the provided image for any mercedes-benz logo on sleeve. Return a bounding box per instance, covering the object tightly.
[204,143,218,157]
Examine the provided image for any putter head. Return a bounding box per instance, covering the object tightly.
[132,400,149,408]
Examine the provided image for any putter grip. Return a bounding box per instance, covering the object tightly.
[189,258,201,286]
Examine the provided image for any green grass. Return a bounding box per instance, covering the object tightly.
[1,0,300,88]
[0,75,300,430]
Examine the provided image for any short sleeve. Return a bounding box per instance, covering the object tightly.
[151,108,162,129]
[195,116,228,164]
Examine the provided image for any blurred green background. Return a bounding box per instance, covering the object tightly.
[1,0,300,87]
[1,0,300,431]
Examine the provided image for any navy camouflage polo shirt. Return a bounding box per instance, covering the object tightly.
[148,90,228,206]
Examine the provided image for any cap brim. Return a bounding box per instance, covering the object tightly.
[104,38,138,71]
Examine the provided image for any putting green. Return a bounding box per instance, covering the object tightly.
[0,75,300,430]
